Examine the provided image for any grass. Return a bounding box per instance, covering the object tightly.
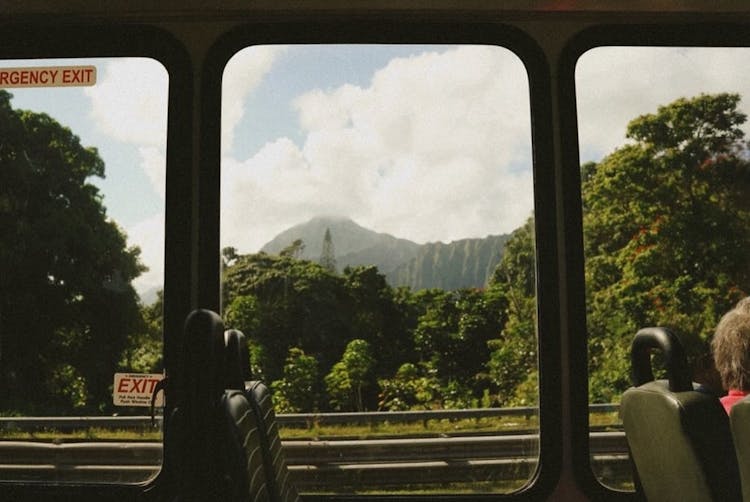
[279,415,540,440]
[0,427,161,441]
[0,409,621,442]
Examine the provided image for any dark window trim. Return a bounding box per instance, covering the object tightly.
[0,23,193,501]
[201,17,561,501]
[558,22,750,502]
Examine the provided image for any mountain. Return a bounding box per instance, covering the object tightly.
[260,216,421,276]
[389,234,510,290]
[260,216,509,290]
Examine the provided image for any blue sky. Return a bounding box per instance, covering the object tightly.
[5,46,750,299]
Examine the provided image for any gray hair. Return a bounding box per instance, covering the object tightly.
[712,297,750,391]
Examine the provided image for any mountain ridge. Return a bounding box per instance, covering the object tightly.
[260,216,508,290]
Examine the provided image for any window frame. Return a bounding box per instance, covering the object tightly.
[0,22,192,501]
[558,22,750,501]
[201,17,560,501]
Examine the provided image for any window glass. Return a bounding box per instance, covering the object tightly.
[220,44,538,495]
[0,58,167,484]
[577,47,750,489]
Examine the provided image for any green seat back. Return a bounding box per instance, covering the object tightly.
[621,327,741,501]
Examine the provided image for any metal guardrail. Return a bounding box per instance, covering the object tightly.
[0,432,631,488]
[0,406,629,488]
[0,403,620,431]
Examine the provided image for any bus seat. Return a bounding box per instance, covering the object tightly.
[730,395,750,501]
[178,310,272,501]
[244,380,300,502]
[224,329,248,390]
[620,327,741,501]
[225,329,301,502]
[176,309,231,500]
[221,388,272,502]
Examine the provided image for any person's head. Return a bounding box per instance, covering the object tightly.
[712,297,750,391]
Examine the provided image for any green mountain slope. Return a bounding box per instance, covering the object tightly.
[260,216,509,290]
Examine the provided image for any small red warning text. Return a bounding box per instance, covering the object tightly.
[0,66,96,88]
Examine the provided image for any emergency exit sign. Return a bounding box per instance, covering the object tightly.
[113,372,164,407]
[0,65,96,88]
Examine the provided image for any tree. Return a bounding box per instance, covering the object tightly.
[223,294,264,378]
[343,265,416,378]
[222,246,239,268]
[319,228,336,273]
[0,90,145,412]
[583,93,750,401]
[222,252,352,384]
[325,339,375,411]
[412,286,505,406]
[120,290,163,374]
[378,362,441,411]
[486,218,536,405]
[271,347,319,413]
[279,239,305,259]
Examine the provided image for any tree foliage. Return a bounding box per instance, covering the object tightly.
[583,93,750,401]
[325,339,375,412]
[222,253,352,385]
[486,218,537,406]
[378,362,441,411]
[319,228,336,272]
[119,291,163,374]
[0,90,145,412]
[222,249,518,411]
[271,347,319,413]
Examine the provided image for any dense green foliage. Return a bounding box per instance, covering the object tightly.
[0,90,147,413]
[222,223,533,411]
[584,93,750,401]
[5,88,746,416]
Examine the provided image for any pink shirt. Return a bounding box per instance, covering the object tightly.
[721,389,750,414]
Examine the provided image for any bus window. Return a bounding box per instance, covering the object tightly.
[0,57,167,484]
[576,46,750,490]
[219,44,539,495]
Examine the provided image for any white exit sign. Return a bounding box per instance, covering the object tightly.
[113,372,164,407]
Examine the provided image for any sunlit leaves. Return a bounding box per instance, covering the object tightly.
[584,93,750,400]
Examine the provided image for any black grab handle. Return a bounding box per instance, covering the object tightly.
[631,327,692,392]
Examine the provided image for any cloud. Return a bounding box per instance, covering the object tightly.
[85,59,168,202]
[84,59,170,296]
[138,146,166,200]
[576,47,750,162]
[84,58,169,148]
[222,46,535,252]
[126,212,165,299]
[222,46,286,154]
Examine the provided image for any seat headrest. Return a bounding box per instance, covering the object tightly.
[224,329,246,390]
[631,326,692,391]
[184,309,226,404]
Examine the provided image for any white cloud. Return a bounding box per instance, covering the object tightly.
[84,59,168,148]
[138,146,166,200]
[221,46,534,252]
[222,46,286,154]
[127,212,165,300]
[576,47,750,162]
[84,58,169,203]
